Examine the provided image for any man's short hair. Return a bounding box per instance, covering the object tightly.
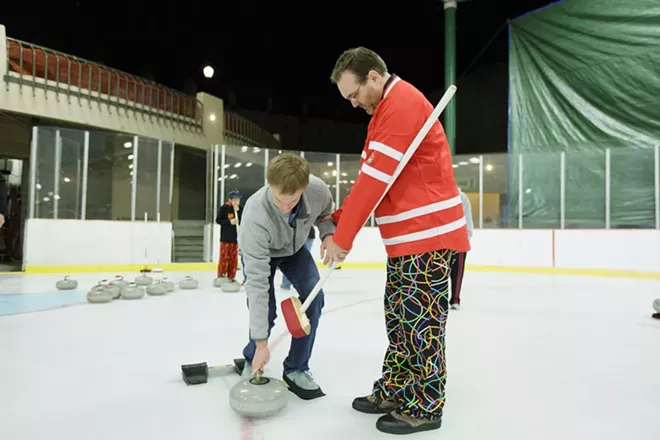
[266,153,310,194]
[330,47,388,84]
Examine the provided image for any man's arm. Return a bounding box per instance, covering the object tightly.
[315,185,336,241]
[237,212,272,341]
[332,105,424,251]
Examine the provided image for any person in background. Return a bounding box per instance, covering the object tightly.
[449,188,473,310]
[280,226,315,290]
[0,173,7,229]
[216,189,242,286]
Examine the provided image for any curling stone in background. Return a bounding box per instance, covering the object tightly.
[135,271,153,286]
[109,275,129,291]
[221,280,242,293]
[87,283,114,304]
[146,280,168,296]
[55,275,78,290]
[652,298,660,320]
[229,372,289,418]
[121,282,146,300]
[161,278,176,292]
[179,276,199,290]
[100,279,121,300]
[213,276,228,287]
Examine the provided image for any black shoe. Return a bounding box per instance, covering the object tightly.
[352,395,398,414]
[376,412,442,435]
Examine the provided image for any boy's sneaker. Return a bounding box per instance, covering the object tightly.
[283,370,325,400]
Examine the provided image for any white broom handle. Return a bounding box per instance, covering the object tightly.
[374,85,457,209]
[300,260,337,313]
[299,85,457,313]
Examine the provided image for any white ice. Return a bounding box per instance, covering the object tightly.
[1,269,659,440]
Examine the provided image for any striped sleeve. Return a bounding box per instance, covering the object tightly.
[332,104,422,251]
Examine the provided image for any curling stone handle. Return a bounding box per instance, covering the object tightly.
[300,261,337,314]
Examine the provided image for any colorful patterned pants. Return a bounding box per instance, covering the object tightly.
[217,241,238,280]
[372,248,455,420]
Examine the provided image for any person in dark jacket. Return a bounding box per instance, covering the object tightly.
[216,189,242,283]
[0,173,8,230]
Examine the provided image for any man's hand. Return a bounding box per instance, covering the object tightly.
[252,340,270,375]
[320,235,348,265]
[230,218,238,225]
[0,213,4,229]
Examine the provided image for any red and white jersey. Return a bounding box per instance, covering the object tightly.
[332,75,471,258]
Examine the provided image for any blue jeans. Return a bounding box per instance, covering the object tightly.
[242,243,325,373]
[281,238,314,288]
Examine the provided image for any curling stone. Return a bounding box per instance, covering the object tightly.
[282,262,336,338]
[109,275,129,290]
[220,280,242,293]
[229,372,289,418]
[213,276,228,287]
[55,275,78,290]
[121,282,146,300]
[179,276,199,290]
[135,273,153,286]
[99,279,121,299]
[146,280,168,296]
[161,278,176,292]
[653,298,660,314]
[87,284,114,304]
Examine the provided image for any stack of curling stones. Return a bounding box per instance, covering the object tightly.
[86,277,144,303]
[213,276,242,293]
[65,271,200,304]
[652,298,660,320]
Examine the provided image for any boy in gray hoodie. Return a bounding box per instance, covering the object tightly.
[238,153,336,400]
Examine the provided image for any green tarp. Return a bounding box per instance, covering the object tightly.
[508,0,660,228]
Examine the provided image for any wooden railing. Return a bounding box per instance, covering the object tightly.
[5,38,203,130]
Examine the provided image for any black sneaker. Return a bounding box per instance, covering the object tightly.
[352,395,398,414]
[376,411,442,435]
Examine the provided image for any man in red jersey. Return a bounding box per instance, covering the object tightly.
[324,47,471,435]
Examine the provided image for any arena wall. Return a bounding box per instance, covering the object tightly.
[20,221,660,279]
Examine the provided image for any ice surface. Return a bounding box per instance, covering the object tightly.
[1,269,659,440]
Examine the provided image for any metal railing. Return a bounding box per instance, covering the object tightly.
[224,112,280,151]
[5,37,204,131]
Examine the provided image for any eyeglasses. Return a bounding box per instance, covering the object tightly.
[346,83,362,102]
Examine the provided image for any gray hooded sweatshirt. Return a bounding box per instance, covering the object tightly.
[238,174,336,340]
